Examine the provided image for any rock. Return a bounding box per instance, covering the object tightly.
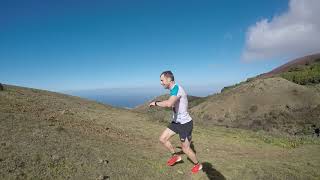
[51,155,61,162]
[60,110,66,115]
[96,175,110,180]
[98,159,109,165]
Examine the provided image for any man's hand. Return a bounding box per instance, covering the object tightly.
[149,101,156,107]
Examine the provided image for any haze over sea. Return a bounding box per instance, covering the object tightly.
[66,84,224,108]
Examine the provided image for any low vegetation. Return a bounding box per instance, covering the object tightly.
[280,60,320,85]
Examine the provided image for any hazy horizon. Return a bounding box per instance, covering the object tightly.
[63,83,228,108]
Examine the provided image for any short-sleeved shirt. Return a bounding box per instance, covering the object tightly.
[170,84,192,124]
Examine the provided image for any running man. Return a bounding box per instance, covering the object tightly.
[149,71,202,174]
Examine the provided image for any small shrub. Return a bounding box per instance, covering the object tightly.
[250,105,258,113]
[56,126,65,132]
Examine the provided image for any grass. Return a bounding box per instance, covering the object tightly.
[190,125,320,179]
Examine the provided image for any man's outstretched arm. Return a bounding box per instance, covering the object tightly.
[149,96,179,108]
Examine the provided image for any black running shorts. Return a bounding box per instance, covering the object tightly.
[167,120,193,142]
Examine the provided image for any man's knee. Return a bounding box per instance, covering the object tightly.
[159,136,167,144]
[181,143,190,152]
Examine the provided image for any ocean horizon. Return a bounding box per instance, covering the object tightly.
[79,94,158,109]
[64,85,223,109]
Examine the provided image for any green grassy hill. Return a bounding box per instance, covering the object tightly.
[1,84,320,179]
[222,54,320,92]
[279,60,320,85]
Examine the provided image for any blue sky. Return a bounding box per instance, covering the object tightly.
[2,0,318,95]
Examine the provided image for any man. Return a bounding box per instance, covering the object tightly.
[149,71,202,174]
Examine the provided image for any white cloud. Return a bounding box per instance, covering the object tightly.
[242,0,320,61]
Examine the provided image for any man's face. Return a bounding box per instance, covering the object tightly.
[160,75,171,89]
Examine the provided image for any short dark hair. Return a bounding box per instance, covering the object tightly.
[160,71,174,81]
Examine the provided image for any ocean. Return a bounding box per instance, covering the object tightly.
[79,94,158,109]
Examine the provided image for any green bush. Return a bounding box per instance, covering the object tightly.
[280,63,320,85]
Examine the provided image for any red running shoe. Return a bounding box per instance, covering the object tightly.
[191,163,203,174]
[167,155,182,166]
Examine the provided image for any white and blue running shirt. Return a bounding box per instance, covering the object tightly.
[170,84,192,124]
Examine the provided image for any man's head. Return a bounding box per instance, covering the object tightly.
[160,71,175,89]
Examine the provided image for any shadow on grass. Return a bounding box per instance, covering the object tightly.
[202,162,225,180]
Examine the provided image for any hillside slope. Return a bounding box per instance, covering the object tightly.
[0,84,196,179]
[1,84,320,179]
[190,77,320,134]
[222,53,320,93]
[258,53,320,78]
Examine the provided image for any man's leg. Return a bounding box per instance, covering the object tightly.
[181,138,198,164]
[160,128,183,166]
[159,128,176,154]
[182,138,203,173]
